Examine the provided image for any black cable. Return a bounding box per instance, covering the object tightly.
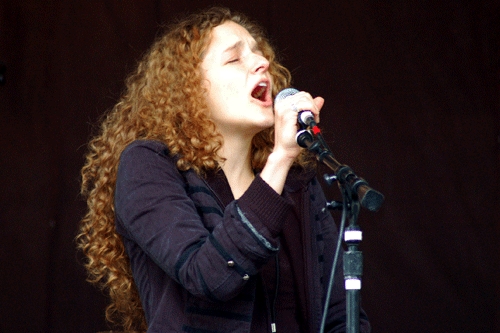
[271,255,279,332]
[319,193,348,333]
[0,61,6,85]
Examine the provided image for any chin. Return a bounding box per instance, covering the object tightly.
[258,119,275,131]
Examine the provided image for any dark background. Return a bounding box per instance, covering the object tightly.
[1,1,499,332]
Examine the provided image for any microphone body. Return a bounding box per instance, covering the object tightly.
[274,87,316,127]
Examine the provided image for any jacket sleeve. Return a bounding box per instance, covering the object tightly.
[114,141,293,302]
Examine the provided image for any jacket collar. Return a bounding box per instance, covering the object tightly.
[203,165,317,206]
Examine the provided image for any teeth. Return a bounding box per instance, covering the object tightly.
[252,82,268,100]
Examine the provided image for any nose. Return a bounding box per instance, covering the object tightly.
[252,53,269,74]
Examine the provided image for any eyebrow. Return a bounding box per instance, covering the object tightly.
[222,40,243,55]
[222,40,259,55]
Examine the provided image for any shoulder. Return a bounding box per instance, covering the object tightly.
[121,139,171,160]
[118,140,181,180]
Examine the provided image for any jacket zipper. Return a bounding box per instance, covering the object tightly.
[201,177,226,212]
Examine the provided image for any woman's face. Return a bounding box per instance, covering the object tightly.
[201,21,274,139]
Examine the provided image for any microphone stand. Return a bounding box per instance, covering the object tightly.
[296,128,383,333]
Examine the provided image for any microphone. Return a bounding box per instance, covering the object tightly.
[274,87,384,211]
[274,87,316,127]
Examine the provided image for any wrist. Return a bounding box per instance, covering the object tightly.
[259,151,296,194]
[267,149,297,168]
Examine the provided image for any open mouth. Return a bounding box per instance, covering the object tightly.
[251,82,269,102]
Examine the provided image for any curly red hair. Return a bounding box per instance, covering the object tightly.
[77,6,307,331]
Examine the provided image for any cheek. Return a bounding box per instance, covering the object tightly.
[202,69,244,114]
[204,84,229,121]
[212,81,239,107]
[201,78,222,112]
[222,83,240,101]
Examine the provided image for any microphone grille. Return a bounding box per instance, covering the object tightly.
[274,87,299,103]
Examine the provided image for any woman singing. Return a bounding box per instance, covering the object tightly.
[77,6,370,333]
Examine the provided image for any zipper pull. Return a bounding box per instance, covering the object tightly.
[271,323,276,332]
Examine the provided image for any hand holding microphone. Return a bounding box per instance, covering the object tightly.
[274,87,324,128]
[274,87,384,211]
[274,88,324,148]
[274,87,321,127]
[260,89,324,195]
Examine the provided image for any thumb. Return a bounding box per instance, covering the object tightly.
[313,96,325,111]
[313,96,325,123]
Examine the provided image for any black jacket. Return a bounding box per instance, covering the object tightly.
[115,140,370,332]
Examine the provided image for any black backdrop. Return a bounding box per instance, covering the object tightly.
[0,1,499,332]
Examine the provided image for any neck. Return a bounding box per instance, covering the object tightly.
[218,136,255,199]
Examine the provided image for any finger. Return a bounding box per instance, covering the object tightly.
[313,96,324,123]
[286,93,313,112]
[313,96,324,111]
